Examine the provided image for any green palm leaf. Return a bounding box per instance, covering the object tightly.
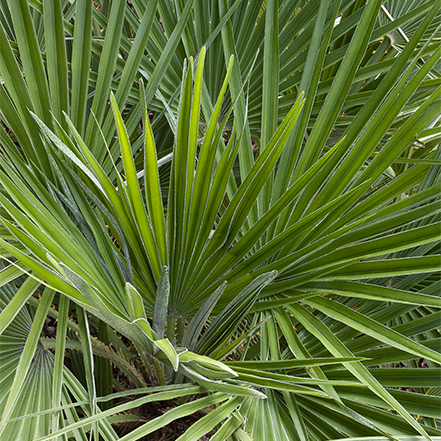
[1,1,440,439]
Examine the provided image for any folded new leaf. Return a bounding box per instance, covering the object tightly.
[126,283,179,370]
[179,350,238,378]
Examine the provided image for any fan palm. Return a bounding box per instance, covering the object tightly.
[0,0,440,440]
